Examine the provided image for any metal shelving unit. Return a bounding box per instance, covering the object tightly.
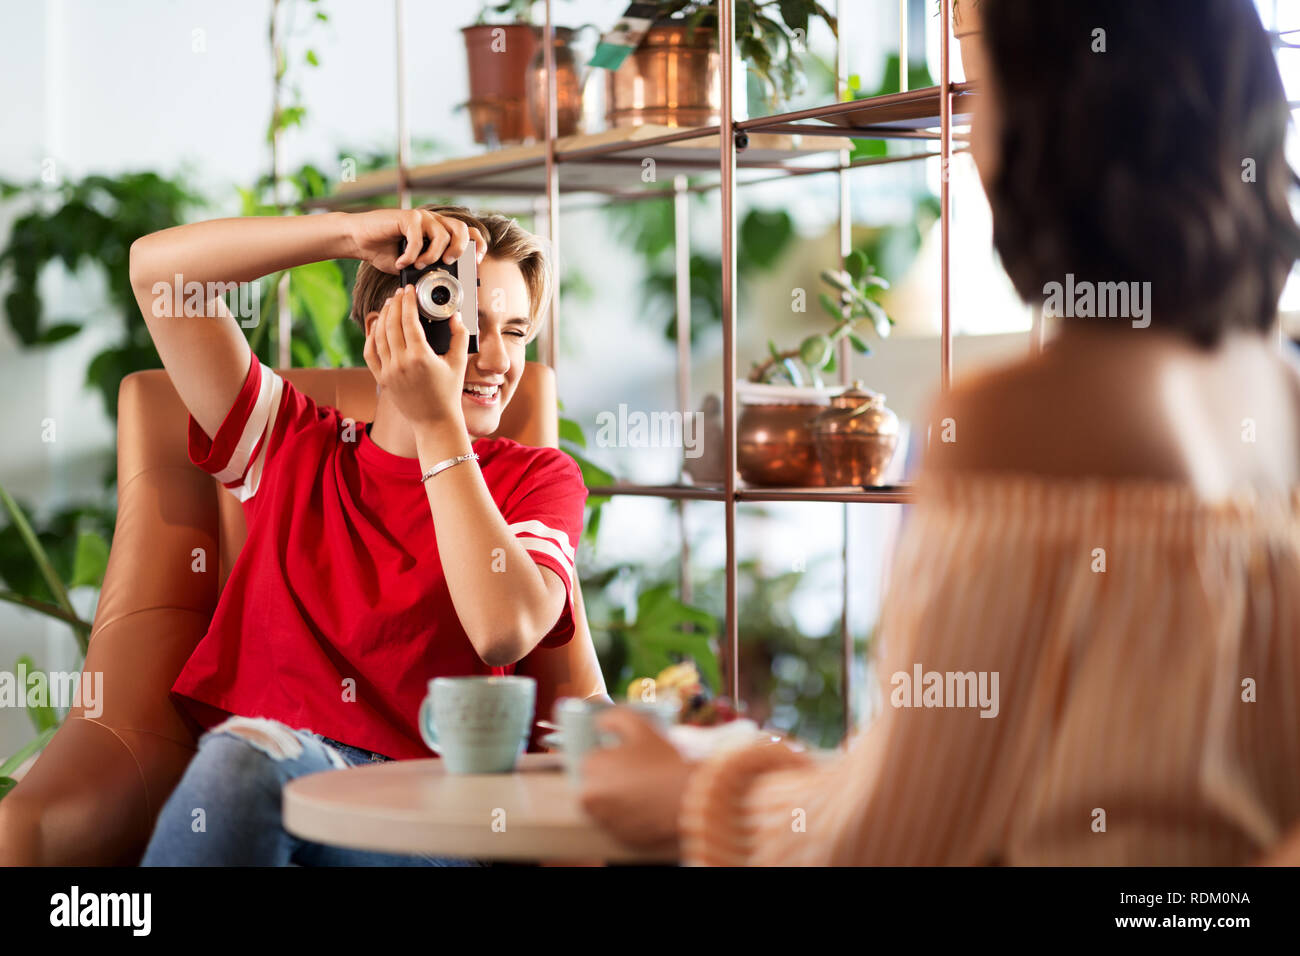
[323,0,969,739]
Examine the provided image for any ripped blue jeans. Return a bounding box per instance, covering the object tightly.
[140,716,479,867]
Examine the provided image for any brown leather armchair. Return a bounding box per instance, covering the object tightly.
[0,361,607,866]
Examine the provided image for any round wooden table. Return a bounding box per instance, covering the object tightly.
[283,752,679,864]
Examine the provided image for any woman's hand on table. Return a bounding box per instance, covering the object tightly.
[577,707,694,853]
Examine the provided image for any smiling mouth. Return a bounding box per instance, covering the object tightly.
[462,383,501,406]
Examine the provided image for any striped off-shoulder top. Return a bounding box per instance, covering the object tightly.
[680,471,1300,865]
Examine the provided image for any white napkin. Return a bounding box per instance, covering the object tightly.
[665,719,776,761]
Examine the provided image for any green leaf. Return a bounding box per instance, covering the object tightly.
[777,0,810,38]
[562,445,612,547]
[0,481,75,621]
[36,322,82,345]
[558,417,587,449]
[781,358,803,387]
[799,333,833,370]
[69,531,109,589]
[305,49,319,67]
[85,337,162,420]
[270,106,307,141]
[570,450,614,490]
[0,725,57,780]
[289,260,349,367]
[820,268,855,295]
[16,655,59,733]
[819,291,846,321]
[739,209,795,271]
[848,332,872,354]
[291,339,315,368]
[582,498,606,545]
[620,583,721,696]
[844,249,868,281]
[861,297,891,338]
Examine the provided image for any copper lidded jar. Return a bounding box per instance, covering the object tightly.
[808,383,900,487]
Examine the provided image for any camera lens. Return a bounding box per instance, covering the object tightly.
[414,270,461,319]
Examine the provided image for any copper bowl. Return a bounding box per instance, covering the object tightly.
[738,402,825,487]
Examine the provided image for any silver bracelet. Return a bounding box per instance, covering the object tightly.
[419,451,479,483]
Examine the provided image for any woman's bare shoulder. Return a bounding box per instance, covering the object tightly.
[922,354,1080,477]
[923,332,1300,487]
[923,343,1195,482]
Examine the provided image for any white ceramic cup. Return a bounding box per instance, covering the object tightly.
[418,676,536,774]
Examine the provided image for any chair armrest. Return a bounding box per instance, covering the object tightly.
[0,717,193,865]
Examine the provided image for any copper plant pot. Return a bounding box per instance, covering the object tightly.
[526,26,584,139]
[463,24,541,145]
[606,23,723,129]
[738,403,826,487]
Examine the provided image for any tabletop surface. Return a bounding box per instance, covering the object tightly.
[282,752,679,864]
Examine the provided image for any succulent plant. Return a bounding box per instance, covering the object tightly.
[750,249,893,386]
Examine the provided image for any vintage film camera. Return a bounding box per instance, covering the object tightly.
[397,236,479,354]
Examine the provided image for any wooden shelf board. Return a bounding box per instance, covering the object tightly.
[817,87,978,131]
[333,124,853,199]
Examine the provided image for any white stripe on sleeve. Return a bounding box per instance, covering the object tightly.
[508,520,576,562]
[518,538,574,593]
[213,364,282,485]
[230,370,285,502]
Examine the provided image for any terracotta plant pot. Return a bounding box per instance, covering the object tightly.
[462,24,541,146]
[950,0,984,83]
[606,23,745,129]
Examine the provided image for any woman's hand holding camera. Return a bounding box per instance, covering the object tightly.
[362,286,469,435]
[353,208,487,439]
[346,208,487,274]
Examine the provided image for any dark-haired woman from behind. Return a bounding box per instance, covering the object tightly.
[575,0,1300,865]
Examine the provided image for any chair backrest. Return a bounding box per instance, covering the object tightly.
[91,359,605,751]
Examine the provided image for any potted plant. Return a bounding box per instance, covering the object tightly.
[605,0,837,129]
[738,251,893,487]
[463,0,582,146]
[938,0,984,83]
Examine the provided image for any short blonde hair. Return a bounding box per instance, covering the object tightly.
[349,203,553,339]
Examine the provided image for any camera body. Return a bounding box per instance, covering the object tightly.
[397,237,479,354]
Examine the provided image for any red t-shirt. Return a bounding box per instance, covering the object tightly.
[171,351,587,760]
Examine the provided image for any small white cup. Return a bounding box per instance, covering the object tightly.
[554,697,678,784]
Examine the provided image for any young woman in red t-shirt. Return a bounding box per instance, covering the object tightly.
[131,206,585,865]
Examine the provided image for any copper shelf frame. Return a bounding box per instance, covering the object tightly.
[376,0,962,742]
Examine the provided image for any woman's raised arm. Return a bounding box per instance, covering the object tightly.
[128,212,359,437]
